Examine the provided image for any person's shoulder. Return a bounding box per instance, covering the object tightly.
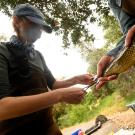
[35,50,44,60]
[35,49,46,65]
[35,49,42,55]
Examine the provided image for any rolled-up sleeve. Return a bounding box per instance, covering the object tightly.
[0,54,10,99]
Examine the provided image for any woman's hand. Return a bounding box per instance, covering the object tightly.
[58,87,86,104]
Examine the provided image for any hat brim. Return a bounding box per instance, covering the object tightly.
[26,16,52,33]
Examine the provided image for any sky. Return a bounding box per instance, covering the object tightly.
[0,12,105,78]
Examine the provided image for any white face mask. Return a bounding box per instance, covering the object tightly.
[20,26,42,43]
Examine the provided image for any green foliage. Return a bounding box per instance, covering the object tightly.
[54,92,97,128]
[125,92,135,104]
[86,48,107,74]
[54,90,135,129]
[100,15,123,49]
[0,0,110,48]
[2,0,134,129]
[54,23,135,129]
[54,10,135,129]
[53,103,68,123]
[112,67,135,97]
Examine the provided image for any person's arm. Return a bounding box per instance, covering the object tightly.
[0,87,85,121]
[0,52,86,121]
[95,0,135,89]
[0,90,60,121]
[37,51,94,89]
[52,74,94,89]
[97,24,135,79]
[96,42,123,89]
[96,32,135,89]
[97,35,125,77]
[125,25,135,47]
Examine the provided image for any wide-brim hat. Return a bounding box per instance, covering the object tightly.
[13,3,52,33]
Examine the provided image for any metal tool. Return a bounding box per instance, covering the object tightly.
[83,75,99,92]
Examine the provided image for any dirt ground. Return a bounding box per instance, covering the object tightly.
[62,109,135,135]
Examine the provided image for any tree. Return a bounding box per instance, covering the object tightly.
[0,0,110,48]
[100,15,123,49]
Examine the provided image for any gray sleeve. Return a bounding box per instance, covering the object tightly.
[0,54,10,99]
[106,35,125,57]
